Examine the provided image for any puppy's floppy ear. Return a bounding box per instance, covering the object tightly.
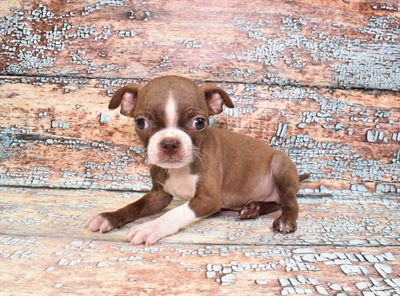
[200,83,234,115]
[108,84,143,117]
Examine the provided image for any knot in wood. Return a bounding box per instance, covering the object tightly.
[131,10,148,21]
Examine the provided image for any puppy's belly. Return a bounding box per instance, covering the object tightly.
[222,174,280,210]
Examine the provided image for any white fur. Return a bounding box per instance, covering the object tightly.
[126,202,198,245]
[163,166,199,200]
[165,95,177,128]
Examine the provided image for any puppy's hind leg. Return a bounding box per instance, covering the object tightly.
[238,202,281,220]
[270,151,300,233]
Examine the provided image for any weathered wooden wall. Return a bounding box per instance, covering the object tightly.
[1,0,399,194]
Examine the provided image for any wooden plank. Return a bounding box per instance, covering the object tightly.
[2,236,400,295]
[1,77,399,192]
[1,187,399,247]
[1,187,399,295]
[0,0,399,90]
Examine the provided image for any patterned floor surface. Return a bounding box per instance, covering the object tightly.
[1,187,399,295]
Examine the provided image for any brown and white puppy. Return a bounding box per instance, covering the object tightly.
[85,75,309,246]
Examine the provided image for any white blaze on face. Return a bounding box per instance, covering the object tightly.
[147,94,194,168]
[165,95,178,128]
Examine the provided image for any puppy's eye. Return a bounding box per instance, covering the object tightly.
[193,118,206,130]
[135,118,148,130]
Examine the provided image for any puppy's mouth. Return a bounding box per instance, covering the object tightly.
[161,158,186,168]
[147,148,193,168]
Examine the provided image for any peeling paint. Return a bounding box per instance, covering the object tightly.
[228,14,400,90]
[0,130,14,161]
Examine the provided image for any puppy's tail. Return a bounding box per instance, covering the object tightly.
[299,172,310,182]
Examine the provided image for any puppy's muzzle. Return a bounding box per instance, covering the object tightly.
[147,128,193,168]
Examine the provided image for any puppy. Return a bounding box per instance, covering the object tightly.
[85,75,309,246]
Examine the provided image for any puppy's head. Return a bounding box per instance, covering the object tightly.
[109,75,234,169]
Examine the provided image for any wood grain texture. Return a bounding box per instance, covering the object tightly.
[1,1,400,295]
[0,0,399,90]
[1,76,399,192]
[1,187,399,295]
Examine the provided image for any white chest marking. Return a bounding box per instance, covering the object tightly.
[163,166,199,200]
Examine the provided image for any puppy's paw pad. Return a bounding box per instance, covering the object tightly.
[272,218,297,233]
[238,203,260,220]
[84,215,113,233]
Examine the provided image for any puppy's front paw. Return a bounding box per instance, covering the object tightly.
[125,220,164,246]
[84,214,116,233]
[238,203,260,220]
[272,215,297,233]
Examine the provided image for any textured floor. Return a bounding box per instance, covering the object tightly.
[1,187,399,295]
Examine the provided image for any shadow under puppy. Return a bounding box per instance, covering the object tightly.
[85,75,309,246]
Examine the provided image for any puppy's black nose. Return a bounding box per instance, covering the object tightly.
[160,138,180,156]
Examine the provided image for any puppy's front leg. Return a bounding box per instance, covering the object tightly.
[85,188,173,233]
[125,202,199,246]
[126,189,222,246]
